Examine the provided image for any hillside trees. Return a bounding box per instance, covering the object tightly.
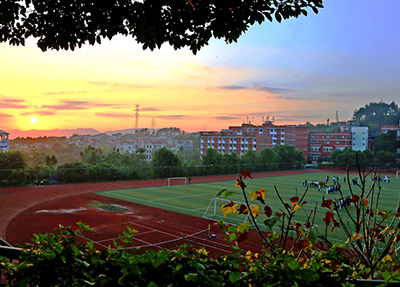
[80,145,104,165]
[352,101,400,137]
[373,130,399,154]
[0,0,323,54]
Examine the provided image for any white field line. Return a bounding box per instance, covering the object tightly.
[102,191,205,215]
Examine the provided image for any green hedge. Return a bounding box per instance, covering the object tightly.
[0,223,357,287]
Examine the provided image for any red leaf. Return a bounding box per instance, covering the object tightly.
[301,201,308,206]
[331,218,340,231]
[235,179,246,188]
[321,199,333,209]
[366,209,374,217]
[290,196,299,206]
[237,230,249,245]
[349,195,359,203]
[238,204,248,215]
[276,212,283,218]
[395,207,400,218]
[240,170,253,179]
[323,212,334,225]
[293,222,301,230]
[304,222,311,229]
[299,239,309,250]
[263,205,272,217]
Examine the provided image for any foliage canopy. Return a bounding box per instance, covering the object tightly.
[1,0,323,53]
[352,101,400,137]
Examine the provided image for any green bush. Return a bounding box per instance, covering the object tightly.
[10,179,19,186]
[0,179,9,186]
[0,223,354,287]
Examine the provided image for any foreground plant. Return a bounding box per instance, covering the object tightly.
[1,222,355,287]
[320,162,400,279]
[217,167,400,282]
[218,170,318,258]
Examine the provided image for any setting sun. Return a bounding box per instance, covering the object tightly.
[30,117,37,124]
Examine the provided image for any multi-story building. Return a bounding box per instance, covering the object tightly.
[200,129,257,157]
[0,130,9,152]
[200,122,311,160]
[200,122,369,164]
[309,131,352,162]
[255,123,311,159]
[351,127,369,151]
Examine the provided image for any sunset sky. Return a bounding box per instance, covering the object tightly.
[1,0,400,139]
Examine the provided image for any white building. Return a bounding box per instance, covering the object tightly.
[0,130,9,152]
[351,127,369,151]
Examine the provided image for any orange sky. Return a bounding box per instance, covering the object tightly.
[1,1,400,139]
[1,37,329,137]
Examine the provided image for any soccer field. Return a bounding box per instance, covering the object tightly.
[98,171,400,244]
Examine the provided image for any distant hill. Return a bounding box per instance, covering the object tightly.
[8,128,101,139]
[103,128,145,135]
[7,127,193,139]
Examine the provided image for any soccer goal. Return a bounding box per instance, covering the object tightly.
[202,197,253,226]
[163,177,187,187]
[396,171,400,179]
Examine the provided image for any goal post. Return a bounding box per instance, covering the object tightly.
[163,177,187,187]
[202,197,253,226]
[396,171,400,179]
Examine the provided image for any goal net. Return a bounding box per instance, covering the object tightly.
[202,197,253,226]
[396,171,400,179]
[163,177,187,187]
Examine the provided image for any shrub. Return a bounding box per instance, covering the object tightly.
[0,223,352,287]
[10,179,19,186]
[0,179,9,186]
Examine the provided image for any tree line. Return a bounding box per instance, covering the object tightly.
[0,144,305,186]
[329,130,399,169]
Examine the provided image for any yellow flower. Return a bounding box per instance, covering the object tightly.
[292,204,301,213]
[250,205,259,218]
[222,201,238,217]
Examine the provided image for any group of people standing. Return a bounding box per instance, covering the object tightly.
[302,175,343,194]
[371,176,391,183]
[333,196,351,210]
[303,174,350,210]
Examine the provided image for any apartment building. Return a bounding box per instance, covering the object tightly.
[351,127,369,151]
[200,129,257,157]
[200,122,311,159]
[309,131,352,162]
[200,122,368,164]
[0,130,9,152]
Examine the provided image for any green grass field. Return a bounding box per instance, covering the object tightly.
[98,172,400,244]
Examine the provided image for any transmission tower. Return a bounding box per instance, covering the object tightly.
[336,111,339,123]
[135,104,140,129]
[150,118,156,130]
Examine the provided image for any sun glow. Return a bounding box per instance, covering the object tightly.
[30,117,37,124]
